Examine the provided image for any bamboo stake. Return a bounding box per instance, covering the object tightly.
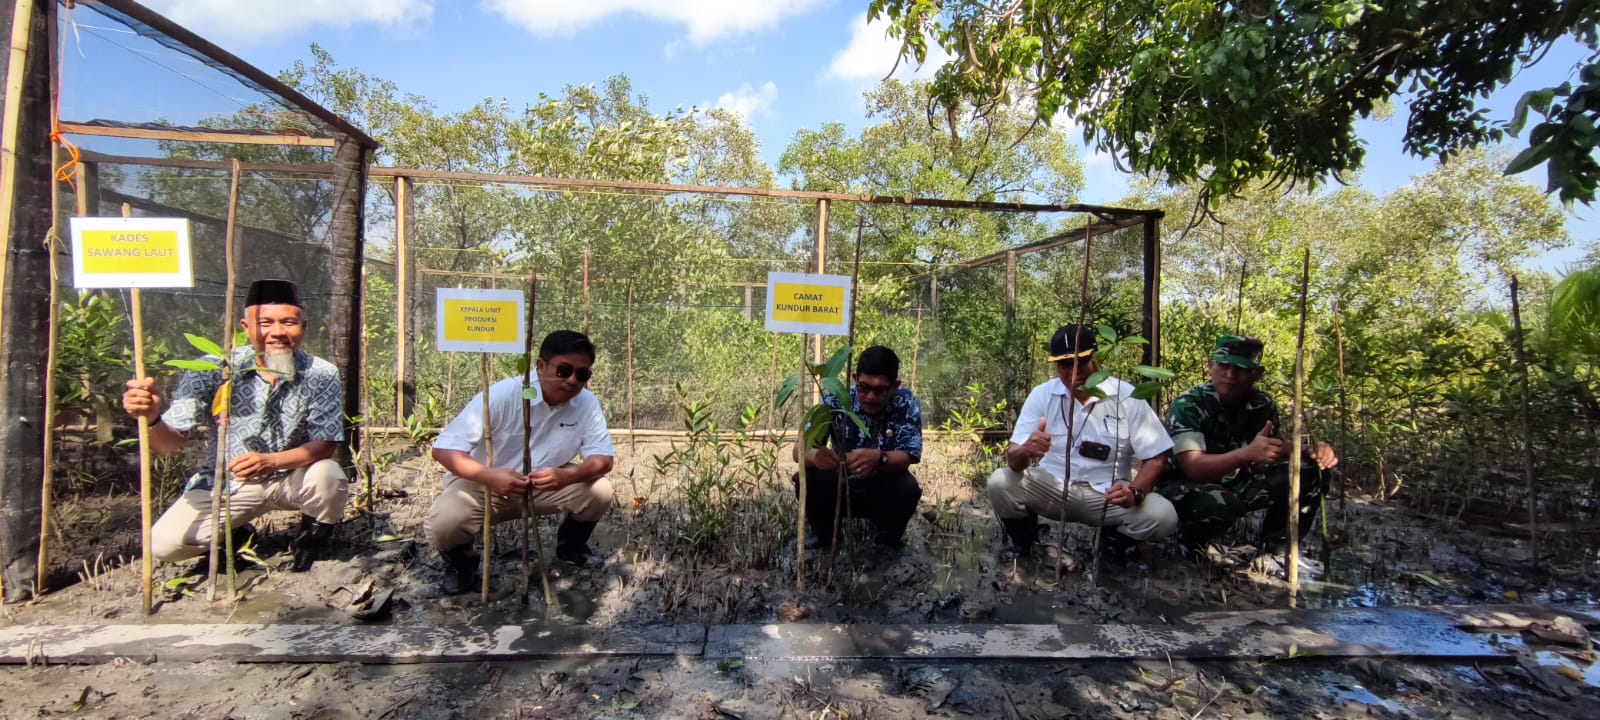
[1073,219,1096,585]
[626,284,635,456]
[1287,247,1311,607]
[795,342,809,595]
[829,217,865,553]
[359,263,374,525]
[121,204,156,614]
[36,139,62,593]
[581,248,590,334]
[1333,300,1350,527]
[393,177,410,427]
[1511,275,1539,568]
[205,161,242,601]
[480,352,494,604]
[521,266,555,609]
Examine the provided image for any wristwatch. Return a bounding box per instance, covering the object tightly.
[878,450,888,467]
[1131,486,1147,505]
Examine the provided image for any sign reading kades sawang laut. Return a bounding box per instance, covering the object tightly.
[436,287,526,354]
[70,217,193,289]
[764,272,851,336]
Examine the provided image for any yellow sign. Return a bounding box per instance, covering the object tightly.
[70,217,193,289]
[79,228,183,275]
[771,283,846,324]
[442,299,520,343]
[764,272,852,336]
[435,288,526,354]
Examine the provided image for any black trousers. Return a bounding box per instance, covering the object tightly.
[791,467,921,547]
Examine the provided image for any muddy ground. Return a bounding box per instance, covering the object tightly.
[3,438,1599,718]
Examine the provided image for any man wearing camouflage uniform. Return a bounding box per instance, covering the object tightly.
[1159,335,1338,550]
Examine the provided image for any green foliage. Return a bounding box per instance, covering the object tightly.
[871,0,1600,205]
[53,291,132,444]
[937,382,1009,488]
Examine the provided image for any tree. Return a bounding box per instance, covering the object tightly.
[869,0,1600,207]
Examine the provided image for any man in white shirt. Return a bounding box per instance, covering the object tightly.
[987,324,1178,567]
[423,331,616,595]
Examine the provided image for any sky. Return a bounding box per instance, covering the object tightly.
[58,0,1598,272]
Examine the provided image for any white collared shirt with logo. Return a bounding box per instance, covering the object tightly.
[1007,376,1173,492]
[433,377,614,484]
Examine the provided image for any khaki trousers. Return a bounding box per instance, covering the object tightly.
[987,466,1178,541]
[151,459,349,562]
[423,475,614,553]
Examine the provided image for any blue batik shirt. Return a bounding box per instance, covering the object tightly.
[815,387,924,463]
[161,347,344,494]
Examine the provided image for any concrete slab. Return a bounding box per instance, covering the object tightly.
[0,605,1588,665]
[0,623,705,665]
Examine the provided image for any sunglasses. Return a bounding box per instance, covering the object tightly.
[857,381,896,398]
[551,363,592,383]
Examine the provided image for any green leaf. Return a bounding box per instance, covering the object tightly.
[1081,369,1111,392]
[775,373,802,409]
[521,387,539,400]
[821,345,852,379]
[1131,382,1162,400]
[183,333,226,359]
[819,377,849,403]
[515,356,530,375]
[233,329,248,348]
[840,408,870,438]
[802,404,834,447]
[1096,324,1117,343]
[1504,141,1554,176]
[1133,365,1176,381]
[165,358,221,372]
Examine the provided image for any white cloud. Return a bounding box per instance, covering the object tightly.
[142,0,432,44]
[482,0,824,45]
[826,12,949,85]
[713,81,778,119]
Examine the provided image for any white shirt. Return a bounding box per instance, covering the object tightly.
[433,377,614,485]
[1008,376,1174,491]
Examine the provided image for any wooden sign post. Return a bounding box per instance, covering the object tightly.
[436,287,526,604]
[69,214,193,615]
[764,271,852,592]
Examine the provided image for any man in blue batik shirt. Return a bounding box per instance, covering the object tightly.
[793,345,923,551]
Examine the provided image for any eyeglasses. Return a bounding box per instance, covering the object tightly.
[552,363,592,383]
[857,382,896,398]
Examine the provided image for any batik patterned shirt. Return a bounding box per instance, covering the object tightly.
[161,347,344,493]
[814,387,924,463]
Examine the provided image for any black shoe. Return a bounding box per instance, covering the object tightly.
[290,515,338,572]
[1000,516,1039,556]
[555,518,605,568]
[1097,527,1138,560]
[440,547,480,596]
[188,524,261,577]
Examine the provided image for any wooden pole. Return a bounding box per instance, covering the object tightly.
[810,199,829,403]
[830,217,865,553]
[123,204,157,614]
[1333,300,1350,526]
[911,303,922,395]
[1511,275,1539,568]
[521,266,555,610]
[1287,247,1311,608]
[393,176,413,427]
[581,248,590,334]
[795,343,808,595]
[35,135,60,593]
[0,0,37,348]
[205,161,242,600]
[359,264,373,521]
[626,284,636,456]
[480,352,494,604]
[1074,219,1102,584]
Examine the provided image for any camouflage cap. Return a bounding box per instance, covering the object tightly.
[1211,335,1263,368]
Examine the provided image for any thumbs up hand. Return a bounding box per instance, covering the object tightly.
[1021,417,1052,460]
[1243,420,1287,464]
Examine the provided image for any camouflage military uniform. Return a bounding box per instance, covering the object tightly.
[1157,382,1326,546]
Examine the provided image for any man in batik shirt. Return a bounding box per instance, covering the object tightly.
[794,345,923,551]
